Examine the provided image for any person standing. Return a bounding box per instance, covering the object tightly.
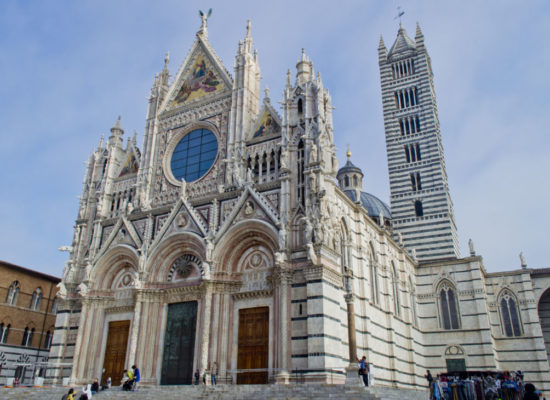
[132,365,140,391]
[194,369,200,385]
[425,370,434,399]
[358,356,369,387]
[211,362,218,385]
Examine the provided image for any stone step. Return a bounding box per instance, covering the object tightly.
[0,384,426,400]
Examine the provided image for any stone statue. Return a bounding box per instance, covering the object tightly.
[519,252,526,268]
[180,178,187,199]
[244,201,254,215]
[206,238,214,261]
[309,141,318,163]
[56,282,67,299]
[278,226,287,249]
[77,282,89,296]
[246,167,253,182]
[280,149,289,170]
[468,239,475,256]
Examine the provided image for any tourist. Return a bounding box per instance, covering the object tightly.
[358,355,369,387]
[524,383,540,400]
[203,369,207,385]
[425,370,434,398]
[62,388,75,400]
[211,362,218,385]
[194,369,200,385]
[122,369,134,391]
[132,365,140,391]
[90,378,99,394]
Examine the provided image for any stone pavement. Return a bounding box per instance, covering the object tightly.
[0,384,428,400]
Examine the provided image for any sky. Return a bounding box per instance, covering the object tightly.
[0,0,549,278]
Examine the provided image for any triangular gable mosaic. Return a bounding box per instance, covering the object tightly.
[170,53,226,107]
[250,107,281,140]
[119,153,139,177]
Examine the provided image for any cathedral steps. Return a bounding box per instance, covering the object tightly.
[0,384,428,399]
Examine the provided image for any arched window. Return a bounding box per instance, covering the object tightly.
[499,290,522,337]
[414,200,424,217]
[439,281,460,329]
[297,98,303,118]
[51,297,58,314]
[344,176,349,187]
[353,175,358,186]
[0,323,9,343]
[369,247,379,305]
[392,262,401,316]
[30,288,42,310]
[43,330,53,349]
[409,276,418,326]
[5,281,20,305]
[297,140,305,207]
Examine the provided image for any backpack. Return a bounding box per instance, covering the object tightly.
[61,395,68,400]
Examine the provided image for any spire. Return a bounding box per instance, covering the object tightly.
[243,19,253,54]
[286,69,292,89]
[378,35,386,50]
[296,48,313,84]
[415,22,425,49]
[264,85,270,103]
[388,25,416,58]
[109,116,124,147]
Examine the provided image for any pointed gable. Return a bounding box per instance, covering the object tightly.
[162,36,233,112]
[248,98,282,141]
[119,152,139,177]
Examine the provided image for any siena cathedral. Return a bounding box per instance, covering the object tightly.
[50,16,550,392]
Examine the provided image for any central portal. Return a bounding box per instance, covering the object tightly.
[161,301,198,385]
[237,306,269,384]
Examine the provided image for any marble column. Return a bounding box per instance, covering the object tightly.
[200,284,213,379]
[127,292,142,367]
[274,265,292,384]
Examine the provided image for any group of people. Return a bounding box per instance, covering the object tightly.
[61,365,140,399]
[121,365,141,391]
[425,369,544,400]
[194,362,219,385]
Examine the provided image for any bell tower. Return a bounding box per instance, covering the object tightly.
[378,24,459,261]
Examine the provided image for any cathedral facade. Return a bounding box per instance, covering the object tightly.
[50,18,550,392]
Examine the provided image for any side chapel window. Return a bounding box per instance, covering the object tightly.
[439,281,460,330]
[500,290,522,337]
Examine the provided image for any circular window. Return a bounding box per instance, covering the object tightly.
[170,128,218,182]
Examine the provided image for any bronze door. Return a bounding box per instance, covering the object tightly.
[237,306,269,384]
[101,320,130,385]
[161,301,198,385]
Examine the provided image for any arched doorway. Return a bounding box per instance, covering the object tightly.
[537,288,550,363]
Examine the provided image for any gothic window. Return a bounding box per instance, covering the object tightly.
[415,115,421,132]
[399,119,405,135]
[30,288,42,311]
[415,143,421,161]
[43,331,52,349]
[405,145,411,163]
[499,290,522,337]
[439,282,460,330]
[410,172,422,191]
[414,200,424,217]
[344,176,349,187]
[22,327,34,347]
[297,98,304,119]
[353,175,358,186]
[297,140,305,207]
[409,276,418,326]
[5,281,19,305]
[369,249,379,305]
[0,323,10,343]
[51,297,58,314]
[392,262,401,316]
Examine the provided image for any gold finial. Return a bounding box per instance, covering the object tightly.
[346,144,351,159]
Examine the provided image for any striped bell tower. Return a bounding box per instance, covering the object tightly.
[378,23,459,261]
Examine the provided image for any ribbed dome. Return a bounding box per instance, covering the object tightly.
[388,26,416,58]
[343,190,392,220]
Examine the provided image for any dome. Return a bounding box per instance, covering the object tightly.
[343,190,392,220]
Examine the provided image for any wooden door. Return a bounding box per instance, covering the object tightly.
[101,320,130,385]
[161,301,197,385]
[237,307,269,384]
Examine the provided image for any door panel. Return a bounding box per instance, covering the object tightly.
[161,301,198,385]
[237,307,269,384]
[101,320,130,385]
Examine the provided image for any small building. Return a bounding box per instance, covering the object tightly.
[0,260,59,385]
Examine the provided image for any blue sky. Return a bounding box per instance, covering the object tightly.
[1,0,549,277]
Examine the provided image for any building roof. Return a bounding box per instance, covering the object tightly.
[337,159,363,177]
[343,190,392,220]
[0,259,61,283]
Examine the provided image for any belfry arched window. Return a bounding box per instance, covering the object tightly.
[439,281,460,330]
[30,288,42,310]
[499,289,522,337]
[5,281,20,305]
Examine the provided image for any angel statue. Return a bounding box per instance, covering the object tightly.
[199,8,213,30]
